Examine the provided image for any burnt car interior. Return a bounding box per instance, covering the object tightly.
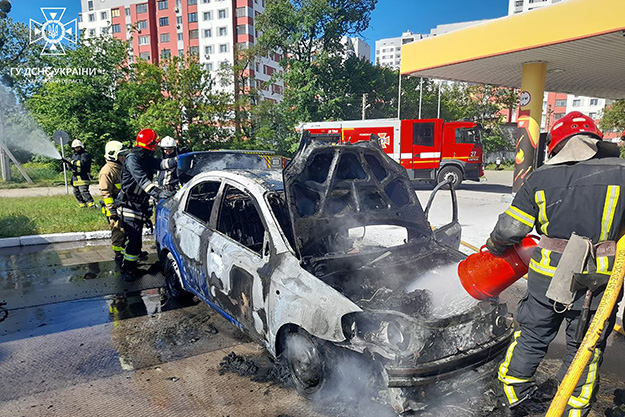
[216,185,266,254]
[185,181,221,223]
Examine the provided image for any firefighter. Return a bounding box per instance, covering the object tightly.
[156,136,179,192]
[98,140,127,264]
[119,129,176,282]
[63,139,95,208]
[485,112,625,416]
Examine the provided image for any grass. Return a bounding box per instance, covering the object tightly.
[0,194,109,238]
[0,161,68,189]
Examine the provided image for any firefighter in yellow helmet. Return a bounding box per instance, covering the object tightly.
[99,141,128,264]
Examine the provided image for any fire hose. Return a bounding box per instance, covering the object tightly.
[545,234,625,416]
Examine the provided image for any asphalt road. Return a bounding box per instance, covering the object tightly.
[0,172,623,417]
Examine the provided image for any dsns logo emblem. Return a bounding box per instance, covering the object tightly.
[30,8,78,55]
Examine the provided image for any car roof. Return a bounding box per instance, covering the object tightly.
[192,169,284,192]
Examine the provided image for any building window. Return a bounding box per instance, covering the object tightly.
[88,13,95,22]
[139,52,151,60]
[88,0,94,11]
[177,16,182,24]
[236,25,247,34]
[218,9,227,18]
[590,98,599,106]
[178,49,184,56]
[189,29,199,39]
[555,99,567,107]
[572,99,582,107]
[139,36,150,45]
[205,45,214,54]
[176,0,181,7]
[101,11,108,19]
[137,4,148,13]
[112,8,121,17]
[160,17,169,26]
[89,28,96,37]
[235,7,246,17]
[188,12,198,22]
[188,0,197,4]
[218,43,229,53]
[177,32,183,41]
[160,33,170,42]
[112,24,121,33]
[203,28,212,37]
[554,112,565,120]
[189,46,199,56]
[206,62,213,71]
[218,27,227,36]
[202,0,211,3]
[589,112,597,119]
[158,0,169,10]
[137,20,148,29]
[126,7,131,16]
[161,49,171,59]
[203,11,212,20]
[78,14,82,23]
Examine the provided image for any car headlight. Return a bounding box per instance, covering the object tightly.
[385,321,410,351]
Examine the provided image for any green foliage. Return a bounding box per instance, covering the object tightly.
[600,100,625,132]
[25,35,133,167]
[0,194,108,238]
[6,161,65,184]
[118,54,233,151]
[0,17,42,93]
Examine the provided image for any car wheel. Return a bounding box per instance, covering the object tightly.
[164,252,193,302]
[437,165,463,189]
[284,330,328,397]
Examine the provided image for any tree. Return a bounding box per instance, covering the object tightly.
[118,54,233,151]
[26,35,132,167]
[600,100,625,132]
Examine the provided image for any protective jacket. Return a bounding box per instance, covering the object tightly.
[490,142,625,309]
[156,155,179,191]
[71,149,92,186]
[119,147,175,217]
[98,160,122,217]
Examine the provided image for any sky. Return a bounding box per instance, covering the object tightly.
[8,0,509,48]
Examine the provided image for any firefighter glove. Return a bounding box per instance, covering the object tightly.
[109,213,119,221]
[61,157,72,165]
[486,237,508,256]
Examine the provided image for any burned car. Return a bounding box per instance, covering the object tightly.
[155,139,513,412]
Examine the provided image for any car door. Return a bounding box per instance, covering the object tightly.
[173,179,222,299]
[206,183,271,339]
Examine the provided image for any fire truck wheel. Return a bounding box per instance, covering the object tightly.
[437,166,463,189]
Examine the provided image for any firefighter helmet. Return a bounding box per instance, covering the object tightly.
[136,129,160,151]
[104,140,126,162]
[159,136,176,149]
[548,111,602,156]
[71,139,84,148]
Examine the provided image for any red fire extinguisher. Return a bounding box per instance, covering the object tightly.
[458,235,540,300]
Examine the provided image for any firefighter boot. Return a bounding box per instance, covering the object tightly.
[121,260,139,282]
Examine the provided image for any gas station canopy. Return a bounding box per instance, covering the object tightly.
[400,0,625,99]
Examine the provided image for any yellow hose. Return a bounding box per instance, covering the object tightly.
[615,323,625,336]
[545,234,625,417]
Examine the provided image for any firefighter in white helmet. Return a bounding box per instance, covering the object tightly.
[156,136,179,192]
[98,140,128,264]
[62,139,95,208]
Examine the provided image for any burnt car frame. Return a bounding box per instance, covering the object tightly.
[155,141,513,412]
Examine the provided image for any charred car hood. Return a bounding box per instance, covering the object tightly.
[283,135,432,259]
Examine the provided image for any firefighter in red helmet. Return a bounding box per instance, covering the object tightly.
[118,129,177,281]
[485,111,624,416]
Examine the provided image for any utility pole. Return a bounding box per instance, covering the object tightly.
[397,72,402,119]
[362,93,367,120]
[437,80,442,119]
[418,78,423,119]
[0,120,9,182]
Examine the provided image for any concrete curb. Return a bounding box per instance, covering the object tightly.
[0,228,152,249]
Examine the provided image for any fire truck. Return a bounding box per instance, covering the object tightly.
[300,118,484,188]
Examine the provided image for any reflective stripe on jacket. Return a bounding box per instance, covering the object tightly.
[99,160,122,216]
[71,149,92,186]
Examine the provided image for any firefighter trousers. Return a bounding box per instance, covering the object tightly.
[109,217,124,254]
[121,212,145,271]
[73,185,94,207]
[498,291,617,416]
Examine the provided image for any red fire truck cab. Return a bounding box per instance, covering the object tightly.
[300,118,484,188]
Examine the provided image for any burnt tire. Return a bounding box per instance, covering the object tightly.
[164,252,193,302]
[437,165,463,189]
[284,329,328,397]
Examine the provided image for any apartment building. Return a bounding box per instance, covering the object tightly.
[78,0,283,100]
[508,0,563,15]
[342,37,371,62]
